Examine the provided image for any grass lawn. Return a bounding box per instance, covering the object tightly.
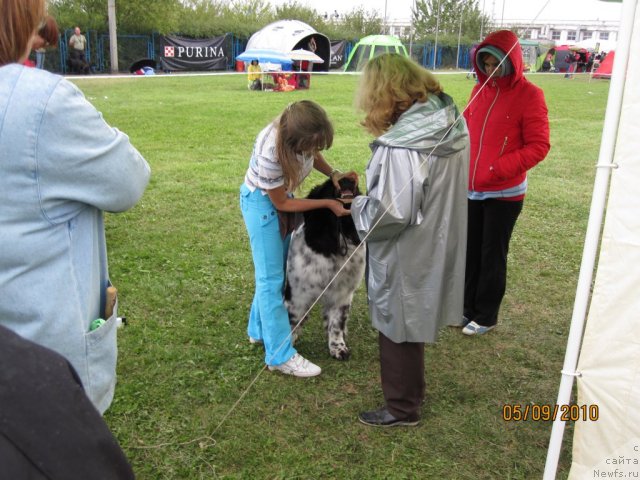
[72,71,610,479]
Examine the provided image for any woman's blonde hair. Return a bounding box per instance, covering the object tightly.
[0,0,46,66]
[275,100,333,192]
[356,53,443,136]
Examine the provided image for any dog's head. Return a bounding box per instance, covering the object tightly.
[307,177,361,205]
[336,177,359,207]
[303,177,362,254]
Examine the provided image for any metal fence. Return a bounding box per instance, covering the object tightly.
[30,31,473,74]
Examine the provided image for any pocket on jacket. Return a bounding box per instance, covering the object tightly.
[368,255,391,319]
[84,300,118,413]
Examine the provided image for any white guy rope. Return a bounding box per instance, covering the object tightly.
[167,0,555,446]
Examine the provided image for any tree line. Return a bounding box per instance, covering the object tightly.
[49,0,491,45]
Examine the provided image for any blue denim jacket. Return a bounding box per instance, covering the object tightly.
[0,64,151,413]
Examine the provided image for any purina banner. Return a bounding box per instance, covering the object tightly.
[160,35,231,71]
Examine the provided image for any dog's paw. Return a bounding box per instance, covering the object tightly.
[330,344,350,361]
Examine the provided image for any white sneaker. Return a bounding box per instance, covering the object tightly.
[268,353,321,378]
[462,321,496,336]
[249,336,263,344]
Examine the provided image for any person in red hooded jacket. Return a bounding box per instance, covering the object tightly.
[461,30,550,336]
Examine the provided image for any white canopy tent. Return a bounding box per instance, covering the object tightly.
[245,20,331,72]
[543,0,640,478]
[573,37,617,52]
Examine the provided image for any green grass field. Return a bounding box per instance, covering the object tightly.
[73,71,610,479]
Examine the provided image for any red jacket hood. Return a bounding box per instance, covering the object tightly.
[473,30,524,88]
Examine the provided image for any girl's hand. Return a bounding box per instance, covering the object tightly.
[327,199,352,217]
[330,170,359,189]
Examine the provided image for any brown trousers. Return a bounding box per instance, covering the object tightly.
[379,332,425,420]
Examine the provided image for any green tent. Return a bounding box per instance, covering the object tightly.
[344,35,408,72]
[518,39,555,72]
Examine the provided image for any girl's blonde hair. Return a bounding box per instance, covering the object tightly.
[275,100,333,192]
[0,0,46,66]
[356,53,443,136]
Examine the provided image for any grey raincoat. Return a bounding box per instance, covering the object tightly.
[351,93,469,343]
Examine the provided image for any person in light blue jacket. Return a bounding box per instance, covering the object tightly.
[0,0,151,414]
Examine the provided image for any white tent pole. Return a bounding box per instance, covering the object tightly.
[543,0,638,478]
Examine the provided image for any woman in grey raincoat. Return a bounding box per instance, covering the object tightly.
[351,54,469,427]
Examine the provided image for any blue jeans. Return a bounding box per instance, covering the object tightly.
[240,184,296,366]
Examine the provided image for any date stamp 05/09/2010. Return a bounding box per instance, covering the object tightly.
[502,403,599,422]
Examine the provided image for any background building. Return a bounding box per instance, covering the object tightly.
[503,17,619,49]
[384,15,619,51]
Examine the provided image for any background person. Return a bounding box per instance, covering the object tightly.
[0,0,151,414]
[304,37,317,75]
[541,48,555,72]
[31,15,59,69]
[462,30,550,336]
[247,59,262,90]
[240,100,357,378]
[68,25,89,74]
[0,325,135,479]
[350,54,469,427]
[564,50,580,79]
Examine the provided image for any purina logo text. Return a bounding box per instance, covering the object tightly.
[164,46,225,59]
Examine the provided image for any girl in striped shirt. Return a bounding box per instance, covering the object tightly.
[240,100,358,377]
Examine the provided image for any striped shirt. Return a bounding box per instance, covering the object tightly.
[468,178,527,201]
[244,123,314,195]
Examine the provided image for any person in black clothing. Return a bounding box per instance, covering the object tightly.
[541,48,555,72]
[0,325,135,480]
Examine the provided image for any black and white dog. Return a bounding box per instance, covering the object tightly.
[284,177,366,360]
